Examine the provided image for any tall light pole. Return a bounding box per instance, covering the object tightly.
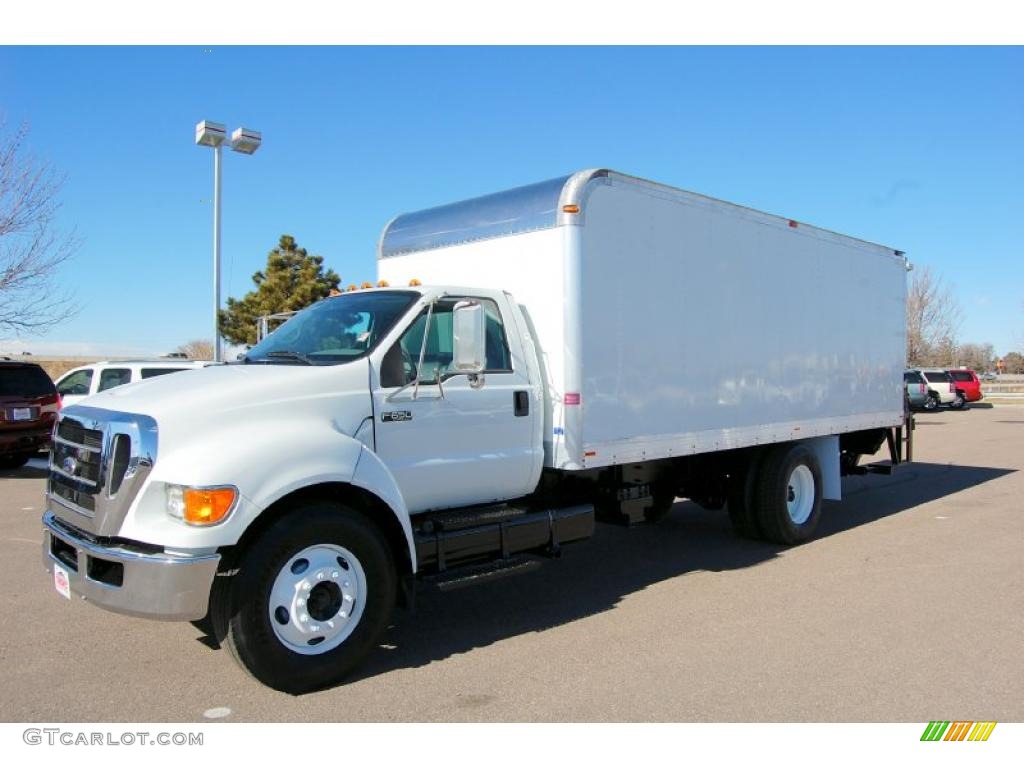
[195,121,262,361]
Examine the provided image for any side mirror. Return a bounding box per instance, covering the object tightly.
[451,301,486,377]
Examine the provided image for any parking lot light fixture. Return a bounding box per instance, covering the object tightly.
[230,127,262,155]
[195,120,261,362]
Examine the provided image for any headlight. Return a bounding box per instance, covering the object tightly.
[165,484,238,526]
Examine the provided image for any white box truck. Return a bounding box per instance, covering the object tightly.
[42,169,911,692]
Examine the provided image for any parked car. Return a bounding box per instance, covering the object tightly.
[904,370,929,410]
[914,368,958,410]
[979,371,998,382]
[947,368,983,405]
[0,361,60,468]
[54,360,211,407]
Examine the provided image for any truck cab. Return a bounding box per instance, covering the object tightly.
[42,284,587,693]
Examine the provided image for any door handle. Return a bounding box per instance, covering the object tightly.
[514,390,529,417]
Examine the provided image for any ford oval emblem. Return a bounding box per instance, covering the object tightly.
[63,456,78,476]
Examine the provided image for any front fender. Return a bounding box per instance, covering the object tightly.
[120,425,368,550]
[351,446,417,572]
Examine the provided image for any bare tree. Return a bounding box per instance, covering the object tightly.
[954,342,995,372]
[0,120,78,334]
[906,265,962,366]
[175,339,214,360]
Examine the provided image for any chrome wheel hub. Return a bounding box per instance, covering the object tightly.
[268,544,367,655]
[786,464,815,525]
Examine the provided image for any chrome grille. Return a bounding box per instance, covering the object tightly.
[49,474,97,512]
[52,418,105,487]
[46,406,158,537]
[56,418,104,451]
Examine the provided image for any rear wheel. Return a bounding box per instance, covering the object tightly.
[643,483,677,523]
[0,453,31,470]
[727,450,764,540]
[219,502,397,693]
[754,443,823,545]
[923,393,939,411]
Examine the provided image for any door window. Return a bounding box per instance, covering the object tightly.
[57,369,93,396]
[98,368,132,392]
[381,298,512,387]
[141,368,185,379]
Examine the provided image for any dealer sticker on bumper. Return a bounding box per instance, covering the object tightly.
[54,563,71,599]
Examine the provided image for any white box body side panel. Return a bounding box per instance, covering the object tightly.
[577,180,906,468]
[377,228,573,467]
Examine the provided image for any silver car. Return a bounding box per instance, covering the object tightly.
[904,370,929,410]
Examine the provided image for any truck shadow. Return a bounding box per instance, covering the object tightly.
[347,461,1013,684]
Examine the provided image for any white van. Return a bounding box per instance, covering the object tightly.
[55,360,211,407]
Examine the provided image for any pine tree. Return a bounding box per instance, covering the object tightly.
[219,235,341,345]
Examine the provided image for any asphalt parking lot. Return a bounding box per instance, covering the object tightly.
[2,404,1021,722]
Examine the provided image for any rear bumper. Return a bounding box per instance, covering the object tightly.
[0,426,50,456]
[41,511,219,621]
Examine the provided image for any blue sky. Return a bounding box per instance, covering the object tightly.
[0,46,1021,356]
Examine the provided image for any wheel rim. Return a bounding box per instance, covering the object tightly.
[786,464,815,525]
[268,544,367,655]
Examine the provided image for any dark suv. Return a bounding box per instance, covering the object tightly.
[0,361,59,469]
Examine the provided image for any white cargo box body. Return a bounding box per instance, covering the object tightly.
[379,169,907,471]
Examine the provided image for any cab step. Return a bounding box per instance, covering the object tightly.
[414,502,594,571]
[422,556,542,592]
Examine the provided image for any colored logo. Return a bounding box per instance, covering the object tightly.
[921,721,996,741]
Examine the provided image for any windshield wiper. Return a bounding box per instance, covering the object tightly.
[262,350,315,365]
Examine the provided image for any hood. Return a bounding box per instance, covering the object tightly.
[72,360,372,440]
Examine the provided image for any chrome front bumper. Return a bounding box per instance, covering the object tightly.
[41,511,220,621]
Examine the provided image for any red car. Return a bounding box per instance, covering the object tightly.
[947,368,983,407]
[0,361,60,469]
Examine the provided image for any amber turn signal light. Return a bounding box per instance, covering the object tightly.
[183,486,237,525]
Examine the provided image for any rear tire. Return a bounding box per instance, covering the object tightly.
[0,453,30,470]
[220,502,397,694]
[727,450,764,540]
[923,393,939,411]
[754,443,823,545]
[643,483,677,523]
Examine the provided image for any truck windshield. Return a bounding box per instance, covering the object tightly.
[245,290,419,365]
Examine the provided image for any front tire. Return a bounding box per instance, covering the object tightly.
[221,502,397,694]
[754,443,823,545]
[950,391,966,409]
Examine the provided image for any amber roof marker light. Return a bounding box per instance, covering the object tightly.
[563,204,580,214]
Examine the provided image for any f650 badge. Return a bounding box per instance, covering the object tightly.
[382,411,412,423]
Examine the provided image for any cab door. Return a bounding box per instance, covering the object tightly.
[370,294,539,514]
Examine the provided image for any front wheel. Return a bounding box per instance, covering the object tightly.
[220,502,397,693]
[950,391,966,409]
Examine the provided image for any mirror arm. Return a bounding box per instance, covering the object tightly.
[413,300,434,401]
